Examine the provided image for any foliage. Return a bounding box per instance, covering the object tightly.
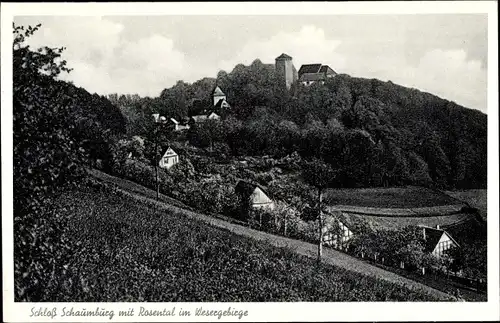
[13,23,125,301]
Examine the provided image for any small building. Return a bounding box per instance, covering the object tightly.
[298,64,337,86]
[170,118,190,131]
[322,213,354,250]
[212,86,227,106]
[235,180,275,212]
[421,225,460,257]
[189,111,220,126]
[158,147,179,169]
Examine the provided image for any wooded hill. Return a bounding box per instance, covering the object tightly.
[114,59,487,190]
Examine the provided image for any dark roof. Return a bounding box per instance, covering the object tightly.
[299,73,326,82]
[298,64,322,76]
[422,227,444,252]
[235,180,270,199]
[276,53,292,60]
[214,98,230,108]
[319,65,337,75]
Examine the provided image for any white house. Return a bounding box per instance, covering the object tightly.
[421,225,460,257]
[212,86,227,106]
[170,118,190,131]
[235,180,275,211]
[158,147,179,169]
[322,214,354,250]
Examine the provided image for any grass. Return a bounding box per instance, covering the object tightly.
[445,190,487,220]
[48,181,450,302]
[325,186,461,208]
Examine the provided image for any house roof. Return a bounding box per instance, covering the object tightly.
[214,98,230,108]
[161,147,178,158]
[319,65,337,75]
[191,115,208,122]
[213,86,225,96]
[235,180,271,200]
[299,73,327,82]
[275,53,293,60]
[421,226,461,252]
[298,64,322,75]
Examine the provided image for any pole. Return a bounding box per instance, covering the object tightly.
[155,123,159,201]
[317,188,323,263]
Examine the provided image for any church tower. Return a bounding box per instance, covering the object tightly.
[275,53,297,90]
[212,86,226,106]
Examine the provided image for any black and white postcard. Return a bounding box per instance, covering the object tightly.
[2,1,499,322]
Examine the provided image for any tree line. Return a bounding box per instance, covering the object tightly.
[118,59,486,190]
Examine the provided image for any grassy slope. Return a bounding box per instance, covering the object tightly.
[445,190,487,220]
[52,181,450,302]
[325,186,460,208]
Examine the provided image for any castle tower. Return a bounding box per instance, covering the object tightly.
[275,53,297,90]
[212,86,226,106]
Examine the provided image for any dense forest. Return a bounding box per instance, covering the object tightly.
[111,59,487,190]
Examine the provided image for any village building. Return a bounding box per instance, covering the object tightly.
[235,180,275,214]
[322,213,354,251]
[298,64,337,86]
[189,86,228,126]
[169,117,190,131]
[212,86,231,109]
[158,147,179,170]
[421,225,460,257]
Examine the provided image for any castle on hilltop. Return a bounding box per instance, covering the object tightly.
[275,53,337,89]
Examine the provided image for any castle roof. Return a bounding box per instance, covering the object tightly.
[298,64,322,75]
[275,53,293,60]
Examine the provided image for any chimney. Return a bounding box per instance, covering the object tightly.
[436,224,440,230]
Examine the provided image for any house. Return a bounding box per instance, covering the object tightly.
[189,111,220,126]
[212,86,231,108]
[298,64,337,86]
[420,225,460,257]
[158,147,179,169]
[235,180,275,212]
[169,118,190,131]
[322,212,354,250]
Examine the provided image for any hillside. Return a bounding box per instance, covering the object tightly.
[118,59,487,190]
[41,177,451,302]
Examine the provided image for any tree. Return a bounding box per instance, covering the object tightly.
[13,23,83,301]
[301,158,337,262]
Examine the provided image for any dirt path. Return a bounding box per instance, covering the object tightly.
[89,169,455,301]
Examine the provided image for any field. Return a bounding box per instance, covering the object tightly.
[445,190,487,220]
[324,186,460,208]
[48,180,452,302]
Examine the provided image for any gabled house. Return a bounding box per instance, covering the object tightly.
[158,147,179,169]
[420,225,460,257]
[298,64,337,86]
[235,180,275,212]
[169,118,190,131]
[189,111,220,126]
[322,212,354,250]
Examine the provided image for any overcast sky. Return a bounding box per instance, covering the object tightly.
[15,14,488,112]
